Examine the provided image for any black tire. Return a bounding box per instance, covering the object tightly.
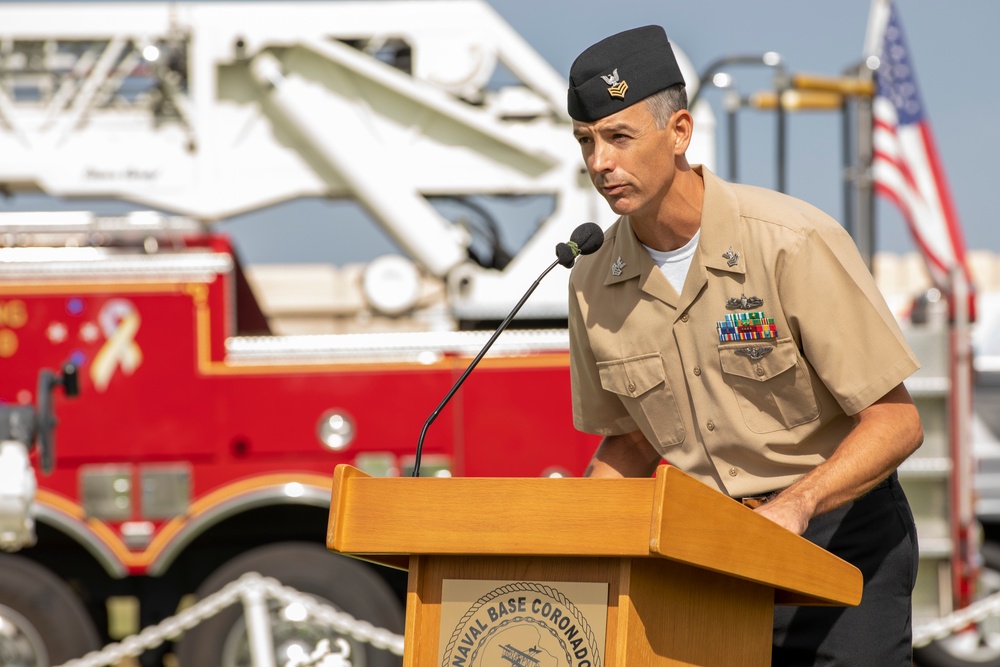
[175,542,404,667]
[913,542,1000,666]
[0,553,101,666]
[915,632,1000,667]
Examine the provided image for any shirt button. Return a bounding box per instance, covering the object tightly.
[693,366,702,376]
[706,420,715,431]
[756,366,765,377]
[680,313,690,323]
[627,382,636,393]
[729,467,738,477]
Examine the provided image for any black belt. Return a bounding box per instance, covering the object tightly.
[740,470,898,510]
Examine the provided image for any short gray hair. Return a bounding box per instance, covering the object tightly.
[643,84,688,128]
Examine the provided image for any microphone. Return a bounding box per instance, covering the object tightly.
[555,222,605,268]
[412,222,605,477]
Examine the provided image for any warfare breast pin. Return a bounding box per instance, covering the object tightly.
[726,294,764,310]
[601,68,629,99]
[734,346,773,361]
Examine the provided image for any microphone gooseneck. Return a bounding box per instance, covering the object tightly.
[411,223,604,477]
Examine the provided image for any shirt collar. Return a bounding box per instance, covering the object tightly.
[696,166,746,277]
[603,214,647,286]
[602,165,745,288]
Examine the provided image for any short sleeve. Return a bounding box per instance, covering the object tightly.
[779,226,920,415]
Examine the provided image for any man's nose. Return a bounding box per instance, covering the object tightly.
[591,141,615,173]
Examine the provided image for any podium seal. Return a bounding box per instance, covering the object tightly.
[439,580,607,667]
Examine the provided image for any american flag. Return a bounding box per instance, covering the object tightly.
[867,0,972,291]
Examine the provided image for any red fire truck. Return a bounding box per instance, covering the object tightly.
[0,213,611,665]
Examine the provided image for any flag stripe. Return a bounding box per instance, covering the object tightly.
[873,144,919,193]
[874,182,951,283]
[918,122,969,269]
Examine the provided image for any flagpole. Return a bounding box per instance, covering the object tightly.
[856,66,875,272]
[862,0,891,58]
[951,266,975,610]
[856,0,890,271]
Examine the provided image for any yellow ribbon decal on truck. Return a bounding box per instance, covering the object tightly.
[91,299,143,392]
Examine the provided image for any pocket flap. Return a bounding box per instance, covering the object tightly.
[719,340,796,382]
[597,353,665,397]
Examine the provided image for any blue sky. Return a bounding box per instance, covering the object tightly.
[0,0,994,259]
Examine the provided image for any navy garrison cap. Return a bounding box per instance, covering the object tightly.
[567,25,685,122]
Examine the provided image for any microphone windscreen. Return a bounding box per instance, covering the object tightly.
[571,223,605,255]
[555,242,577,268]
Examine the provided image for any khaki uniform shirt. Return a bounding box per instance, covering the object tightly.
[568,166,920,497]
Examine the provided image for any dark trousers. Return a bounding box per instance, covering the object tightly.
[771,473,918,666]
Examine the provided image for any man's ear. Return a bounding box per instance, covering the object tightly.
[670,109,694,155]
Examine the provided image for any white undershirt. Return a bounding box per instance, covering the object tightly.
[642,229,701,294]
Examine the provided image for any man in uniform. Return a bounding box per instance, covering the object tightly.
[566,25,923,665]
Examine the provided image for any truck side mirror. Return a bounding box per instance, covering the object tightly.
[35,362,81,476]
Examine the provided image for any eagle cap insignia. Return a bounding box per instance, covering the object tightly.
[601,68,620,85]
[601,68,628,99]
[611,256,627,276]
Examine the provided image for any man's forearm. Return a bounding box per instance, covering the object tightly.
[584,430,662,478]
[757,382,923,534]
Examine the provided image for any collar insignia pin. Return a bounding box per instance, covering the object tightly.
[722,246,739,267]
[601,68,628,99]
[611,256,626,277]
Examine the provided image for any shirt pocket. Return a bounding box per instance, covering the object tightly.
[596,353,685,447]
[718,338,820,434]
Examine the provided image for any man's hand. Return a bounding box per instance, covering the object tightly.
[754,494,813,535]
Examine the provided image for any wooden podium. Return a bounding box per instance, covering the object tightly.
[327,464,862,667]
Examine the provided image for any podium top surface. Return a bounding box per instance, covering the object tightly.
[326,464,862,606]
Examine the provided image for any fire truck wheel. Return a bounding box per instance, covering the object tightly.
[0,553,101,665]
[175,542,405,667]
[912,541,1000,667]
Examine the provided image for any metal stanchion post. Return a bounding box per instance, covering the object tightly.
[242,578,277,667]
